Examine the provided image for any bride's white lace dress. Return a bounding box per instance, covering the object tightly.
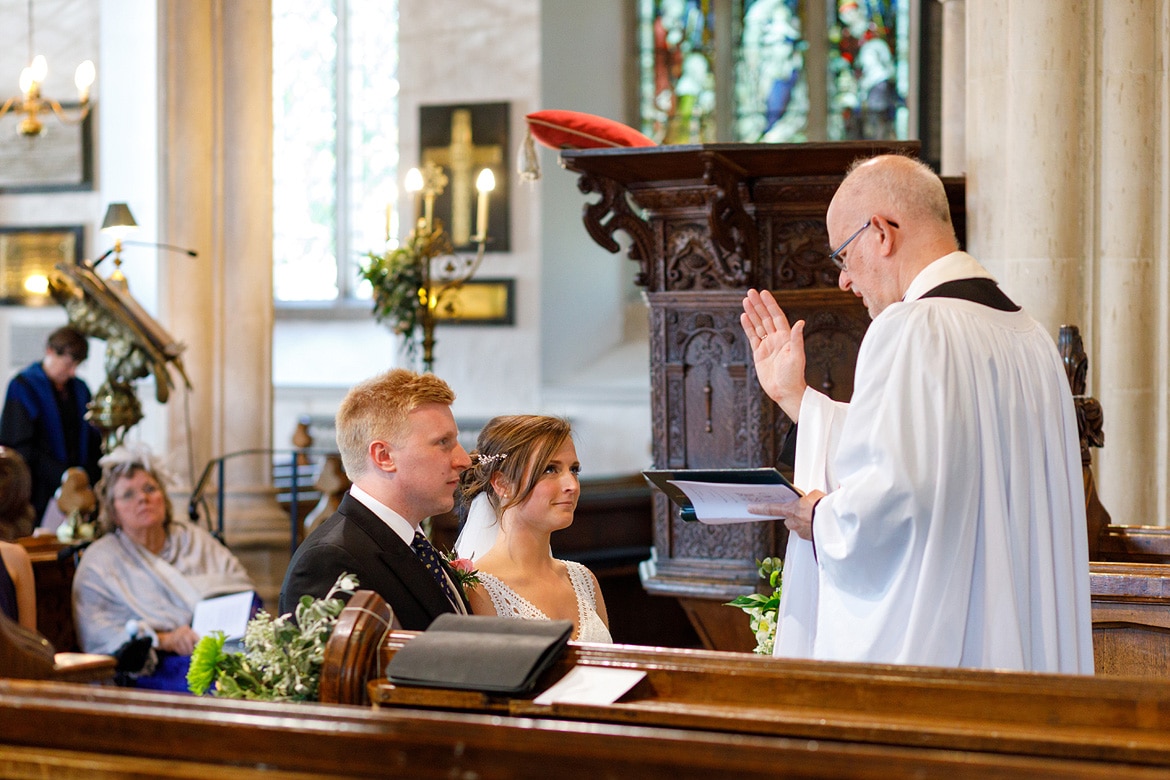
[477,560,612,643]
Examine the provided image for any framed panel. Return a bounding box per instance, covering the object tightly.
[0,225,84,306]
[419,102,510,252]
[435,278,514,326]
[0,108,93,192]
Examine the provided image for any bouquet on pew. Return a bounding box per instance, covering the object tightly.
[187,573,359,701]
[725,557,783,655]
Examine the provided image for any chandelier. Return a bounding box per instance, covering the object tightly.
[0,0,95,137]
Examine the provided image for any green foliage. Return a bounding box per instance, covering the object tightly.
[360,239,426,353]
[186,573,359,701]
[725,557,783,655]
[359,226,453,359]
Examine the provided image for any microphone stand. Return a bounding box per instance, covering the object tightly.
[92,240,198,268]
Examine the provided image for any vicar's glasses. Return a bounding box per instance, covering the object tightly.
[827,218,900,272]
[828,222,870,272]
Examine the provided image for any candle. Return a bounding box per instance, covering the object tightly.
[404,167,424,230]
[475,168,495,241]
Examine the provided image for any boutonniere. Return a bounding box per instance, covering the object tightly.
[442,550,481,595]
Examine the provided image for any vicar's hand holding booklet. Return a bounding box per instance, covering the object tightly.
[642,468,803,524]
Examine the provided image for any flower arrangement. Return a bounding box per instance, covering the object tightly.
[725,557,783,655]
[359,233,429,358]
[186,573,359,701]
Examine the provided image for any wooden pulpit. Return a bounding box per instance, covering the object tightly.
[560,142,966,651]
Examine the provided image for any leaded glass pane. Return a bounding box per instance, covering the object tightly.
[273,1,339,301]
[638,0,911,145]
[638,0,718,144]
[736,0,808,142]
[273,0,399,302]
[346,2,399,300]
[827,0,909,141]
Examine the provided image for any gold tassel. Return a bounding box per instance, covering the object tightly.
[517,130,541,183]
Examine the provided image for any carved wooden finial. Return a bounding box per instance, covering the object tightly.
[1058,324,1111,558]
[303,454,350,538]
[292,416,314,465]
[1058,325,1105,465]
[56,467,96,517]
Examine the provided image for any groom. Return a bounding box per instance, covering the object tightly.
[279,368,472,628]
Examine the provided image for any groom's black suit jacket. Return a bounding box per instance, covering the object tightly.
[278,493,468,628]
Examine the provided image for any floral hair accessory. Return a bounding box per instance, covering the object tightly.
[99,441,179,487]
[474,452,508,467]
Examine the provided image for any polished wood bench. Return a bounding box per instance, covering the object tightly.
[5,676,1158,779]
[0,610,114,684]
[313,589,1170,774]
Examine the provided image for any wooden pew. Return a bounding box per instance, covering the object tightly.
[0,610,114,684]
[4,678,1159,779]
[318,591,1170,773]
[16,535,82,652]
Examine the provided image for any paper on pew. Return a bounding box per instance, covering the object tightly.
[192,590,254,640]
[667,480,801,525]
[533,666,646,706]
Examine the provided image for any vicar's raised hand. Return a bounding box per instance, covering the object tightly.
[740,289,808,421]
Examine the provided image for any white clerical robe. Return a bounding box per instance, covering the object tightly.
[774,252,1094,674]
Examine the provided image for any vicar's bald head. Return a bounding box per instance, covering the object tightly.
[833,154,955,235]
[826,154,961,318]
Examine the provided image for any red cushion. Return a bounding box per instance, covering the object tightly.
[525,110,656,150]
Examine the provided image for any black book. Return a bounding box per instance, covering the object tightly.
[387,614,573,696]
[642,468,802,524]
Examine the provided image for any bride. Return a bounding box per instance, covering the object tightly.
[455,415,611,643]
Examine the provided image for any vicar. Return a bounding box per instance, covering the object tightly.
[741,153,1092,673]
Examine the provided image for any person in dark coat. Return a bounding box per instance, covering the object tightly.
[279,368,472,627]
[0,327,102,522]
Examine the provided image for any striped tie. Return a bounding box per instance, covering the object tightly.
[411,531,460,609]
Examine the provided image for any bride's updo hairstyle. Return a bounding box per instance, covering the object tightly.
[459,415,573,517]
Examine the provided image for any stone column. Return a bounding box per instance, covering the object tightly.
[937,0,965,175]
[967,0,1169,525]
[966,1,1087,333]
[158,0,288,603]
[1093,0,1160,523]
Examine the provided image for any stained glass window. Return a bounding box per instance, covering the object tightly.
[638,0,911,145]
[827,0,909,141]
[273,0,399,303]
[638,0,717,144]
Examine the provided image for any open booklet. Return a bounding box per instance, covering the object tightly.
[642,468,802,525]
[192,590,256,645]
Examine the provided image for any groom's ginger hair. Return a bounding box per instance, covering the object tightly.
[335,368,456,480]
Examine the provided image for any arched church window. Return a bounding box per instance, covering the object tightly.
[638,0,913,145]
[273,0,399,303]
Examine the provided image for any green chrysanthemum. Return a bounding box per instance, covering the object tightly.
[187,631,227,694]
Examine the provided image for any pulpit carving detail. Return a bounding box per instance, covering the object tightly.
[772,219,839,288]
[700,152,756,283]
[576,172,653,286]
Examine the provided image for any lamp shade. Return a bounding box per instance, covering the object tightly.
[101,203,138,234]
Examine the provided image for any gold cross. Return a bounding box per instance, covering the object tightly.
[423,109,502,245]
